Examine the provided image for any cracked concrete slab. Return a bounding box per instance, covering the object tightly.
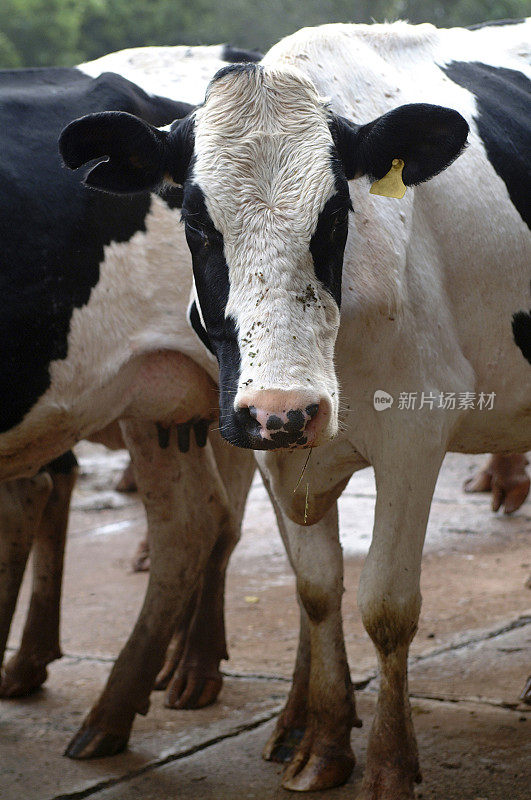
[85,692,531,800]
[408,621,531,706]
[0,662,286,800]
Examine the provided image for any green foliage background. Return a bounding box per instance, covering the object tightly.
[0,0,528,68]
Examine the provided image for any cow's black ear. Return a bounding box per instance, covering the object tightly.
[60,111,168,193]
[331,103,469,185]
[60,110,193,194]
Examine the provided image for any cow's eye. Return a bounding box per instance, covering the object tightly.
[332,212,348,226]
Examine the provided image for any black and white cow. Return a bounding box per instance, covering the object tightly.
[0,43,265,751]
[0,43,268,462]
[63,19,531,797]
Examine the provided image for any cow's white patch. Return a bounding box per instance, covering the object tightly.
[79,44,227,104]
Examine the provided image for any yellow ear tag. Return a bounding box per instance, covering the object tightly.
[369,158,406,199]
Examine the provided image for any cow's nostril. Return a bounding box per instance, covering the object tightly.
[306,403,319,419]
[285,409,306,433]
[235,405,261,437]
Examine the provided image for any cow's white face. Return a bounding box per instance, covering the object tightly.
[60,62,468,450]
[186,65,349,448]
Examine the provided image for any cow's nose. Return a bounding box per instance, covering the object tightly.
[235,390,330,449]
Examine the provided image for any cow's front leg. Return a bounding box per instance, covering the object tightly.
[261,486,359,792]
[357,446,444,800]
[263,600,310,763]
[0,453,77,697]
[65,419,230,759]
[0,472,52,692]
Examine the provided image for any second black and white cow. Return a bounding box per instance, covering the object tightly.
[63,19,531,797]
[0,43,263,754]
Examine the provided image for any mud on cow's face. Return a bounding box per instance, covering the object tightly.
[59,63,469,450]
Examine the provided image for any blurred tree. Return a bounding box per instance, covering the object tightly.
[0,0,100,67]
[0,32,22,68]
[0,0,528,68]
[396,0,528,26]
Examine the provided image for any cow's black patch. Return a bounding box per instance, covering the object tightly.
[188,300,214,354]
[221,45,263,63]
[441,61,530,228]
[310,156,352,308]
[0,67,190,433]
[182,184,230,346]
[181,184,246,444]
[467,19,525,30]
[161,185,185,209]
[216,319,245,446]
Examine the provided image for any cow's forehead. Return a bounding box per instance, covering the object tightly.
[191,64,338,238]
[197,63,329,133]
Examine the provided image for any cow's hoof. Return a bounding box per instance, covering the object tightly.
[356,774,416,800]
[282,747,355,792]
[165,668,222,709]
[0,646,60,697]
[262,725,305,763]
[464,455,530,514]
[153,633,185,690]
[64,726,128,759]
[356,759,421,800]
[494,478,530,514]
[0,659,48,698]
[131,539,150,572]
[520,675,531,705]
[463,468,491,494]
[154,658,175,691]
[280,722,355,792]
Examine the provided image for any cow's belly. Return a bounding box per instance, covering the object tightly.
[449,406,531,454]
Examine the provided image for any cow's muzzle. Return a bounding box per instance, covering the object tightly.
[231,389,332,450]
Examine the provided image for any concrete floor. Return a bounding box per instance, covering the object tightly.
[2,447,530,800]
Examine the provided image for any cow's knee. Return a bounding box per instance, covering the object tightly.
[358,585,421,656]
[296,576,338,624]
